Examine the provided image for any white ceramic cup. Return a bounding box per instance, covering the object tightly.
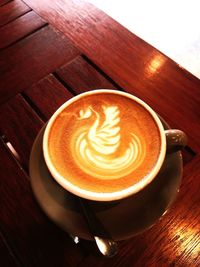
[43,89,187,201]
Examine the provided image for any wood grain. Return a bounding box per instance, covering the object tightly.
[0,0,12,7]
[24,74,74,119]
[0,25,80,104]
[0,11,47,49]
[24,56,118,120]
[23,0,200,153]
[0,94,43,170]
[132,155,200,267]
[0,232,21,267]
[0,139,86,267]
[56,56,116,94]
[0,0,199,266]
[0,0,30,26]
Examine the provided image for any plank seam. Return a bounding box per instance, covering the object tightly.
[20,92,46,122]
[82,54,124,91]
[0,0,12,8]
[52,72,77,96]
[0,22,48,51]
[1,8,32,27]
[0,134,29,176]
[184,145,196,157]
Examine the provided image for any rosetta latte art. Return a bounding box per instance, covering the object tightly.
[72,105,146,179]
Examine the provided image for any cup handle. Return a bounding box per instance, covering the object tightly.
[165,129,187,153]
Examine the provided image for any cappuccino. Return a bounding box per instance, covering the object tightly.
[46,91,161,194]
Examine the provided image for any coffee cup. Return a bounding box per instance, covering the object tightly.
[43,89,187,202]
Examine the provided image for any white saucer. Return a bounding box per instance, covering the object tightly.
[29,122,183,241]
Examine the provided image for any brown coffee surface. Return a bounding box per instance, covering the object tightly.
[48,92,161,193]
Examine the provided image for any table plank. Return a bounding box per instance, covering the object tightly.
[24,74,74,119]
[0,94,43,170]
[0,25,80,104]
[24,55,119,117]
[56,56,116,94]
[0,11,47,50]
[0,139,86,267]
[0,0,31,26]
[23,0,200,153]
[0,0,12,7]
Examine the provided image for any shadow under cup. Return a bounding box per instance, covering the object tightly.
[42,89,187,202]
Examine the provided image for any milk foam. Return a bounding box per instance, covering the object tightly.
[72,105,146,179]
[48,92,161,193]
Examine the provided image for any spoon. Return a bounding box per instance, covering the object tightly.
[79,198,118,257]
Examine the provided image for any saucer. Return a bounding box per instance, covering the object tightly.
[29,122,183,241]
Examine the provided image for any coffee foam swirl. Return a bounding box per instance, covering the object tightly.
[72,105,146,179]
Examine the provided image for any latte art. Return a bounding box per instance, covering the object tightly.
[73,106,146,179]
[47,91,161,194]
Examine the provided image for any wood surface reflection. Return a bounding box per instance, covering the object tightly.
[0,0,199,266]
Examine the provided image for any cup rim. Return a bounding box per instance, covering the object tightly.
[43,89,166,201]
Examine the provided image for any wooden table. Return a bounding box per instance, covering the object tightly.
[0,0,199,266]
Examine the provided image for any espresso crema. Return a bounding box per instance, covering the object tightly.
[47,92,161,193]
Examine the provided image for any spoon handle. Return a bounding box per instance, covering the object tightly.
[79,198,118,257]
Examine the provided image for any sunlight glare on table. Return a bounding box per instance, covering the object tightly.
[86,0,200,79]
